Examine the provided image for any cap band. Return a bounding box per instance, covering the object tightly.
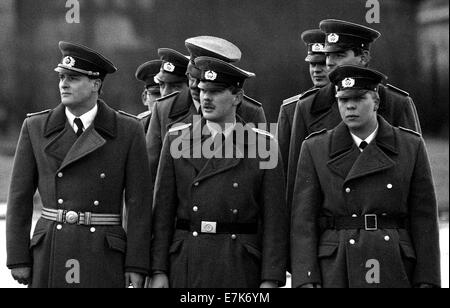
[161,60,187,76]
[336,77,379,92]
[325,33,371,50]
[57,55,105,77]
[200,70,245,88]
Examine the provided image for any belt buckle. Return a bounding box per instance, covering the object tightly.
[364,214,377,231]
[65,211,79,225]
[201,221,217,234]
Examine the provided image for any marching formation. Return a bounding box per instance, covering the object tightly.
[6,19,440,288]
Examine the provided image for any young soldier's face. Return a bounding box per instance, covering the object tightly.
[188,74,201,102]
[338,92,378,132]
[326,50,363,71]
[309,62,329,87]
[59,72,98,108]
[158,80,188,97]
[199,85,239,124]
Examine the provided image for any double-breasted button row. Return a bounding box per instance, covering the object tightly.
[349,236,391,245]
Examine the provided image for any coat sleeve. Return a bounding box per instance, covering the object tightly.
[291,141,323,288]
[260,139,288,285]
[124,122,153,275]
[400,96,422,135]
[276,105,291,179]
[286,103,308,212]
[145,102,163,194]
[6,119,38,268]
[151,132,178,273]
[408,138,440,287]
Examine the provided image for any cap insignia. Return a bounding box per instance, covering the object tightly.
[342,78,355,88]
[205,70,217,81]
[327,33,339,44]
[62,56,76,68]
[163,62,175,72]
[312,43,324,52]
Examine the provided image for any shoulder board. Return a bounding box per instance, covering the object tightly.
[137,110,151,119]
[156,91,180,102]
[26,109,51,117]
[252,128,274,139]
[305,128,327,140]
[299,87,320,100]
[399,126,421,137]
[168,123,192,133]
[243,95,262,107]
[387,84,410,97]
[282,94,301,106]
[118,110,139,119]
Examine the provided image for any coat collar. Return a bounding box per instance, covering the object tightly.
[327,115,398,181]
[168,88,193,119]
[310,83,336,115]
[44,99,116,139]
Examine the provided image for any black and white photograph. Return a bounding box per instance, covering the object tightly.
[0,0,448,292]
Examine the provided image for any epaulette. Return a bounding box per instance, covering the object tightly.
[387,84,410,97]
[243,95,262,107]
[118,110,139,119]
[252,128,274,139]
[282,94,301,106]
[299,87,320,100]
[137,110,151,119]
[305,128,327,140]
[26,109,51,117]
[168,123,192,133]
[399,126,421,137]
[156,91,180,102]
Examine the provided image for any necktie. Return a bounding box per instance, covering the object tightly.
[359,141,368,151]
[74,118,84,138]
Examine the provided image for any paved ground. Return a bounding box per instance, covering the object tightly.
[0,204,448,288]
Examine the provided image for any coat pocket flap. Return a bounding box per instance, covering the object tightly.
[399,241,416,260]
[105,234,127,253]
[169,240,184,254]
[318,242,338,258]
[29,232,46,249]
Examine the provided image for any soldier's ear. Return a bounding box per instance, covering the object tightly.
[91,78,102,93]
[233,90,244,106]
[360,50,371,67]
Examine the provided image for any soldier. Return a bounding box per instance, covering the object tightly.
[135,59,163,133]
[154,48,189,97]
[276,29,329,177]
[150,57,288,288]
[291,65,440,288]
[286,19,422,212]
[6,42,152,288]
[145,36,266,208]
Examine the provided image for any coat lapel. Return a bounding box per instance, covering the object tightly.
[56,100,116,171]
[327,122,360,179]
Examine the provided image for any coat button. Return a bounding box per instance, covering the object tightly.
[194,182,199,187]
[352,214,357,217]
[100,173,106,179]
[307,271,311,277]
[193,206,199,212]
[90,227,96,233]
[193,231,199,237]
[233,183,239,188]
[232,209,239,215]
[94,201,100,206]
[57,172,63,178]
[384,236,390,241]
[56,224,63,230]
[231,234,237,240]
[349,239,356,245]
[387,184,393,189]
[345,188,351,193]
[58,199,64,205]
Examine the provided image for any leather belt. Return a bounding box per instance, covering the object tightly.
[42,207,121,226]
[176,219,257,234]
[319,214,408,231]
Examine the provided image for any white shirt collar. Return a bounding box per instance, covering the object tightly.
[206,120,237,139]
[65,104,98,133]
[193,100,201,113]
[350,123,379,152]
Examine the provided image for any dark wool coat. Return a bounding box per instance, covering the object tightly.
[6,100,152,288]
[286,83,422,212]
[151,119,288,288]
[291,116,440,288]
[145,88,267,196]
